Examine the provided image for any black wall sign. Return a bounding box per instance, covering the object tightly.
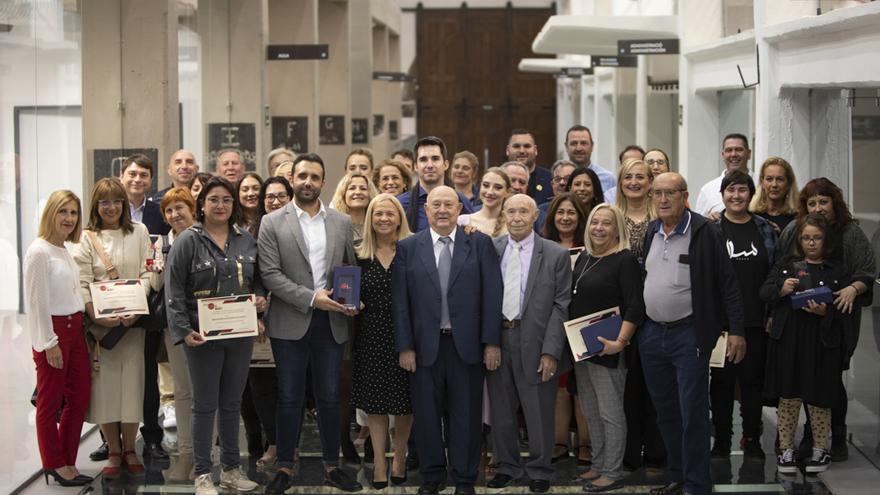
[389,120,398,140]
[373,115,385,137]
[618,39,680,55]
[373,71,416,82]
[267,44,329,60]
[271,116,308,153]
[207,123,256,170]
[319,115,345,145]
[352,118,369,144]
[591,56,638,68]
[852,116,880,140]
[93,148,159,196]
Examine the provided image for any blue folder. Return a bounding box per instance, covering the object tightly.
[579,313,622,358]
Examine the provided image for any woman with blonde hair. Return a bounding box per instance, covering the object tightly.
[570,204,645,492]
[352,194,414,488]
[25,190,93,486]
[457,167,511,237]
[72,178,152,479]
[331,172,380,246]
[749,156,800,232]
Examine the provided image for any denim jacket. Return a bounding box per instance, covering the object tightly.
[164,223,263,344]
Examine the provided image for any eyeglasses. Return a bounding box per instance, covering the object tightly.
[98,199,124,208]
[800,235,824,243]
[646,159,668,166]
[206,197,234,206]
[265,193,289,203]
[653,189,683,198]
[552,176,571,185]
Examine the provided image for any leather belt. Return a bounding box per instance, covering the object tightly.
[653,315,693,329]
[440,328,453,336]
[502,319,521,329]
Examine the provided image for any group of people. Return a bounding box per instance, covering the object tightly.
[24,125,875,495]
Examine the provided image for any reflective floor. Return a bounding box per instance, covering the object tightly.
[20,413,839,495]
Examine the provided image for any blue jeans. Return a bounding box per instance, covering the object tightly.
[271,310,344,469]
[638,319,712,495]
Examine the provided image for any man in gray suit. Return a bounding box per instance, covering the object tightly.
[486,194,572,493]
[258,153,363,494]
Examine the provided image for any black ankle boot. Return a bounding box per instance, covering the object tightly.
[831,427,848,462]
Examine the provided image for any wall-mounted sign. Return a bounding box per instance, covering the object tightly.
[557,67,594,78]
[373,71,416,82]
[618,39,680,55]
[373,115,385,137]
[208,123,256,170]
[389,120,399,141]
[319,115,345,145]
[271,116,308,153]
[591,56,638,68]
[93,148,159,196]
[852,116,880,140]
[352,118,369,144]
[267,44,329,60]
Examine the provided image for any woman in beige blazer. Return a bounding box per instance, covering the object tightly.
[72,178,151,479]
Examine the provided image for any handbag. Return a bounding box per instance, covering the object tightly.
[84,230,128,349]
[140,234,170,333]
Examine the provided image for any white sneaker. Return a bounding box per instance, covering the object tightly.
[219,467,258,492]
[194,473,218,495]
[163,404,177,429]
[161,430,178,453]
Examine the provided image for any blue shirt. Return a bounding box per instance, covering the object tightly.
[398,185,475,232]
[589,163,617,203]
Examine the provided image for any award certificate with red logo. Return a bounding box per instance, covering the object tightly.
[197,294,259,340]
[89,279,149,318]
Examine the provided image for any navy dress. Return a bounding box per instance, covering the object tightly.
[352,257,412,415]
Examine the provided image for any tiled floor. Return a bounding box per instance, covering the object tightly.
[21,417,840,495]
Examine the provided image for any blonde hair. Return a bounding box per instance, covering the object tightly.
[749,156,800,215]
[583,203,630,255]
[480,167,512,237]
[615,158,656,220]
[331,172,379,214]
[38,189,82,243]
[357,194,412,260]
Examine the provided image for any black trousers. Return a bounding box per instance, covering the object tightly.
[241,367,279,455]
[709,326,767,440]
[141,329,164,444]
[623,340,666,467]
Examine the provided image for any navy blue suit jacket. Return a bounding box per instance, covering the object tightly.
[393,226,503,367]
[142,199,170,235]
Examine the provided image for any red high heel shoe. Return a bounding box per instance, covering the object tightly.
[123,450,145,474]
[102,452,122,479]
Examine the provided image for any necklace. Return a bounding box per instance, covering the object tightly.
[572,253,604,295]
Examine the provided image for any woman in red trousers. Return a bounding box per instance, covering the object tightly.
[24,189,92,486]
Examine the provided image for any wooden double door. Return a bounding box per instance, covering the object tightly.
[416,7,556,169]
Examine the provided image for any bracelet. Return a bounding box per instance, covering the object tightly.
[617,337,630,346]
[850,284,861,295]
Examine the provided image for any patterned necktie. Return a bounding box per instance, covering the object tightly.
[502,242,522,321]
[438,236,452,328]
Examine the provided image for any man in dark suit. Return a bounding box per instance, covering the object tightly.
[259,153,362,494]
[506,129,553,205]
[393,186,503,495]
[117,153,170,465]
[486,194,571,493]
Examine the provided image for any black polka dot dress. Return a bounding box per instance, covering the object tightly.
[352,257,412,415]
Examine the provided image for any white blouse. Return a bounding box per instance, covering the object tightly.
[23,238,84,352]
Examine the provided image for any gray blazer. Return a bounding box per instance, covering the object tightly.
[258,202,357,343]
[494,234,572,385]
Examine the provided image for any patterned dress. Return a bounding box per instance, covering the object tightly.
[352,257,412,415]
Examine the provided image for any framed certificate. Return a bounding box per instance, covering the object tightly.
[332,266,361,310]
[89,279,149,318]
[197,294,259,340]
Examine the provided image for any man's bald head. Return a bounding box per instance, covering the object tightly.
[503,193,539,241]
[167,149,198,187]
[425,185,462,235]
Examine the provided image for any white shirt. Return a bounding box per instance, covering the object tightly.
[293,201,328,305]
[23,238,84,352]
[694,172,725,216]
[430,227,457,266]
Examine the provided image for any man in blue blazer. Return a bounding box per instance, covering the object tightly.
[393,185,503,495]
